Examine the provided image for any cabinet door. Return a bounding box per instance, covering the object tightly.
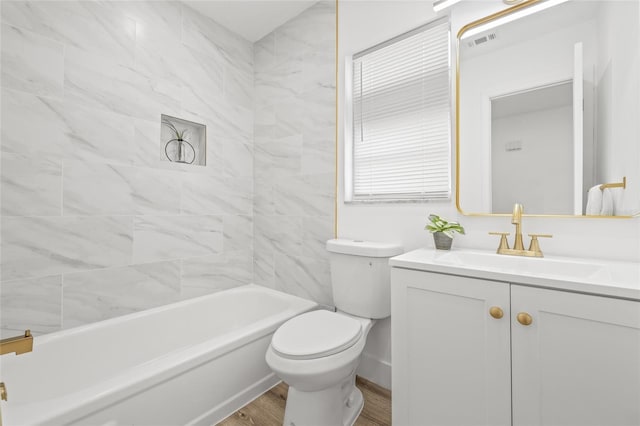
[512,285,640,426]
[391,268,511,426]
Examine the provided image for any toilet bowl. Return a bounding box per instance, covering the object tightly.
[265,310,373,426]
[265,239,403,426]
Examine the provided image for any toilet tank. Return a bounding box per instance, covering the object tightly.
[326,239,403,319]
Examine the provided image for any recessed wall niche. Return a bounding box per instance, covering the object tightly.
[160,114,206,166]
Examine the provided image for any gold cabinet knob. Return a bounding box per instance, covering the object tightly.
[1,382,7,401]
[517,312,533,326]
[489,306,504,319]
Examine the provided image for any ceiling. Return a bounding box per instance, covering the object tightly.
[184,1,317,42]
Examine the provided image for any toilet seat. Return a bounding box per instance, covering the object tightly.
[271,310,363,360]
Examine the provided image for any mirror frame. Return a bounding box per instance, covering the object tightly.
[454,0,632,219]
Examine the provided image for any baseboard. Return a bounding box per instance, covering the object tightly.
[188,373,281,425]
[356,352,391,390]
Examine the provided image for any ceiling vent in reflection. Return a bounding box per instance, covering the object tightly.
[466,32,498,48]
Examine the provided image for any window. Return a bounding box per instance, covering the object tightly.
[347,18,451,202]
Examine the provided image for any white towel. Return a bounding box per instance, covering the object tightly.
[586,185,602,215]
[600,188,613,215]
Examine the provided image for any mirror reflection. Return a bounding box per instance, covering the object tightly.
[458,0,639,216]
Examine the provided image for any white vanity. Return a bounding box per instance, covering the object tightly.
[390,249,640,426]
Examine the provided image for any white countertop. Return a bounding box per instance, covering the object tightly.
[389,248,640,301]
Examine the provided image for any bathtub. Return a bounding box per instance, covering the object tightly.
[0,284,317,425]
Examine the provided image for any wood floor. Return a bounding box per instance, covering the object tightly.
[218,376,391,426]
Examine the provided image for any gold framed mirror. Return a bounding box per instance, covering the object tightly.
[456,0,638,218]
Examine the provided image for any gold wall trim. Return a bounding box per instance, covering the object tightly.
[455,0,632,219]
[334,0,339,238]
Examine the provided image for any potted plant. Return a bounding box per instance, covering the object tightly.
[162,119,195,164]
[425,214,465,250]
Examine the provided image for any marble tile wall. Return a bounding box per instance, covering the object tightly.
[0,1,254,337]
[253,2,336,306]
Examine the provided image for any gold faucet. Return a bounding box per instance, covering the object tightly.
[511,203,524,251]
[0,330,33,356]
[489,203,552,257]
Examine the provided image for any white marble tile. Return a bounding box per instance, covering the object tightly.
[181,174,252,215]
[301,216,334,260]
[223,60,253,109]
[274,173,334,217]
[61,101,137,165]
[1,216,133,281]
[134,118,163,168]
[274,252,333,306]
[182,89,252,142]
[1,23,64,97]
[132,215,223,263]
[254,105,277,140]
[136,34,224,101]
[132,167,182,215]
[222,137,253,178]
[276,2,335,61]
[62,261,181,329]
[64,161,181,216]
[254,135,302,182]
[134,35,190,82]
[181,250,252,294]
[63,161,134,216]
[64,47,181,122]
[254,214,302,256]
[1,153,62,216]
[0,275,62,337]
[1,89,67,159]
[275,18,311,65]
[1,89,136,165]
[116,1,181,44]
[1,1,136,66]
[254,32,276,72]
[182,5,253,71]
[253,181,275,216]
[302,133,336,175]
[274,97,307,139]
[301,50,336,93]
[223,215,253,252]
[253,252,275,289]
[300,86,336,132]
[180,45,225,98]
[254,61,303,108]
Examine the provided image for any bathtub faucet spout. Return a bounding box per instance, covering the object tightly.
[0,330,33,356]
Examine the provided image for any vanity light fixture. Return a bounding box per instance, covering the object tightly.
[433,0,461,13]
[460,0,570,39]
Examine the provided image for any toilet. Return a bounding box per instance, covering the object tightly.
[265,239,403,426]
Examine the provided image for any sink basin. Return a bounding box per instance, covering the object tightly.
[390,248,640,300]
[437,250,606,281]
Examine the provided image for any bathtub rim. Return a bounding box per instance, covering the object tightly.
[30,283,312,346]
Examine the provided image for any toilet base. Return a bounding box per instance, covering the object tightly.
[282,372,364,426]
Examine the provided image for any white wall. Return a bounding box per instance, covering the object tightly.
[338,0,640,389]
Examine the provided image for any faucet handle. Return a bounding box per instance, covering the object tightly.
[489,232,510,252]
[527,234,552,257]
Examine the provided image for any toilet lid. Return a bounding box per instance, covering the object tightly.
[271,310,363,360]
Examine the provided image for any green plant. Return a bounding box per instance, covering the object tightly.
[162,119,189,141]
[425,214,465,238]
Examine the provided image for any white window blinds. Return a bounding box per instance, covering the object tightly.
[351,18,451,201]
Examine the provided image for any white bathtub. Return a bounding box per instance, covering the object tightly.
[0,284,317,425]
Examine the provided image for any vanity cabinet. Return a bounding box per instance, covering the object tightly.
[391,268,640,426]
